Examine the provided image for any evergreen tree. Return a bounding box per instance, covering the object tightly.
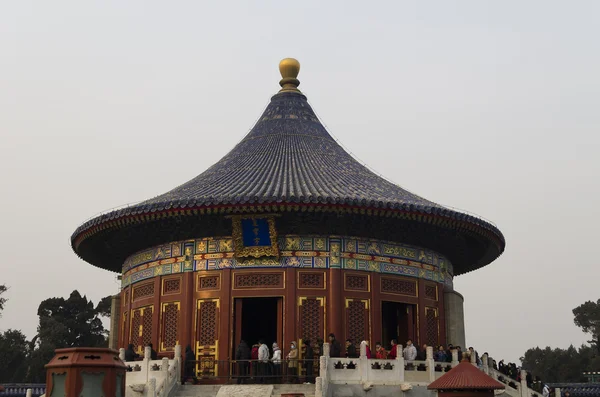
[0,284,7,316]
[0,329,29,382]
[26,291,110,382]
[573,299,600,353]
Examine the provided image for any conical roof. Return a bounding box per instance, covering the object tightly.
[428,361,506,390]
[139,91,442,210]
[71,59,505,272]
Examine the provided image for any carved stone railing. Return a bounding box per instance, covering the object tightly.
[0,385,46,397]
[315,344,551,397]
[121,345,181,397]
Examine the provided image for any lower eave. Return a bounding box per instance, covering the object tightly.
[71,202,505,273]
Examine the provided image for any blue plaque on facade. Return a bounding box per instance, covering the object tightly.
[232,215,280,258]
[241,218,272,247]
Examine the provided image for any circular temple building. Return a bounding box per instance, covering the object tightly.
[71,58,504,376]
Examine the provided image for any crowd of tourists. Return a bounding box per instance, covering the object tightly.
[481,354,565,397]
[351,339,483,366]
[228,334,344,385]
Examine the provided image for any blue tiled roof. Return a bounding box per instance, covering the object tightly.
[549,383,600,397]
[71,89,505,273]
[139,92,445,211]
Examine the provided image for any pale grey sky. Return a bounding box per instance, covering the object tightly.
[1,1,598,364]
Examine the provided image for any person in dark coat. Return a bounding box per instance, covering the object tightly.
[317,338,324,358]
[148,343,158,360]
[345,339,358,358]
[124,344,140,362]
[328,333,341,358]
[183,345,198,385]
[235,340,251,384]
[446,344,454,363]
[303,339,314,384]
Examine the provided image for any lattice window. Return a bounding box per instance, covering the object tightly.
[299,273,324,289]
[199,276,220,290]
[124,289,129,306]
[347,300,367,345]
[130,309,142,348]
[425,308,438,347]
[381,278,417,296]
[142,307,153,347]
[300,298,323,341]
[162,303,179,351]
[345,274,368,291]
[133,283,155,300]
[163,278,181,295]
[130,309,142,347]
[425,284,437,300]
[198,300,218,346]
[234,273,283,288]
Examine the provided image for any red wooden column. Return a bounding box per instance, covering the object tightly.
[152,276,162,352]
[233,299,243,347]
[119,287,130,349]
[417,280,426,346]
[218,269,232,360]
[371,273,382,345]
[285,268,297,345]
[328,269,343,337]
[181,271,195,352]
[407,305,416,342]
[438,284,447,345]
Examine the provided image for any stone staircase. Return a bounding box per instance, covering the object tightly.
[271,384,316,397]
[172,384,315,397]
[173,385,221,397]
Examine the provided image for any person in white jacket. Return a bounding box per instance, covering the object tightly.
[542,384,550,397]
[257,340,269,383]
[272,342,282,383]
[403,339,417,361]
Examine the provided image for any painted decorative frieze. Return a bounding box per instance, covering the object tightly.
[121,235,454,289]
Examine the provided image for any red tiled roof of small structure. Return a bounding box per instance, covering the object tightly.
[428,361,506,390]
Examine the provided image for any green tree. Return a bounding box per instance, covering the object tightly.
[95,295,113,318]
[573,299,600,353]
[25,291,109,382]
[520,298,600,383]
[0,284,7,316]
[520,344,600,383]
[0,329,29,382]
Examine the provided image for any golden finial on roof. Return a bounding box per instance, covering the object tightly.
[279,58,301,93]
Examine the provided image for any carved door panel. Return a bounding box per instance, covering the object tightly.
[160,302,180,352]
[196,299,220,376]
[345,299,370,347]
[297,297,325,379]
[424,307,439,347]
[130,305,153,354]
[298,297,325,357]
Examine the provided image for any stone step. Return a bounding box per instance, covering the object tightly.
[271,384,316,397]
[272,384,316,389]
[174,385,221,397]
[173,384,315,397]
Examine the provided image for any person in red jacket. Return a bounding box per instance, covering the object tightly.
[388,339,398,360]
[375,342,388,359]
[250,343,259,381]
